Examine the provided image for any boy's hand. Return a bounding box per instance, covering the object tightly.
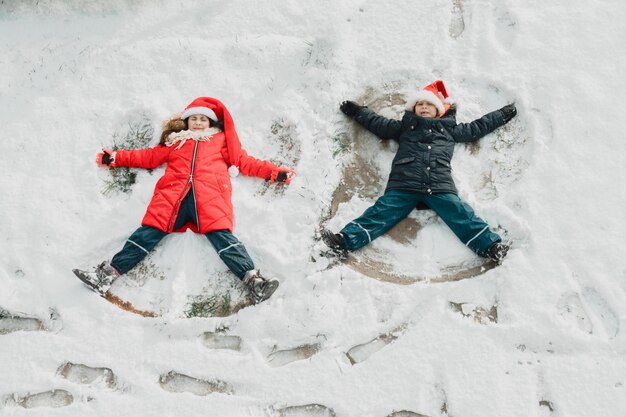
[266,168,296,185]
[96,149,116,167]
[500,103,517,123]
[340,100,362,117]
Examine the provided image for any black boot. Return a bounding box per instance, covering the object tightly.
[244,270,279,304]
[320,229,348,259]
[73,261,120,296]
[487,242,509,263]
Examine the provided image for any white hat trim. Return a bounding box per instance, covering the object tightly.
[405,90,445,115]
[181,106,218,121]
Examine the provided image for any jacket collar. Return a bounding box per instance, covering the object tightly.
[165,128,221,149]
[403,111,457,125]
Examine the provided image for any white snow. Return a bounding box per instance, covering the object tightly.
[1,0,626,416]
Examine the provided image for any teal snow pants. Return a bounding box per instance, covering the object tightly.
[339,190,501,257]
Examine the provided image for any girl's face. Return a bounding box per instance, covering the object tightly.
[187,114,211,131]
[414,101,438,118]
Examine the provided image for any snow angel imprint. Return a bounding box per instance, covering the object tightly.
[73,97,296,304]
[322,80,516,264]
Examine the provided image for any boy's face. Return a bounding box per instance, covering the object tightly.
[187,114,211,131]
[414,101,438,118]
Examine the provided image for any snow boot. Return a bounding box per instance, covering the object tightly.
[320,229,348,259]
[487,242,509,264]
[244,269,279,304]
[72,261,120,296]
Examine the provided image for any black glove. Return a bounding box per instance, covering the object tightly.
[276,171,289,183]
[500,103,517,123]
[265,168,295,184]
[340,100,362,118]
[101,150,113,165]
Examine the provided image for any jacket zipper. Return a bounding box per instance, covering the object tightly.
[190,140,200,231]
[167,141,200,232]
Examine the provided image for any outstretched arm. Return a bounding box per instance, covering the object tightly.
[98,145,171,169]
[229,148,295,184]
[340,101,402,140]
[451,104,517,143]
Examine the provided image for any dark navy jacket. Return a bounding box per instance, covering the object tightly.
[354,107,506,195]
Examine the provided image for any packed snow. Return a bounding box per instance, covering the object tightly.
[1,0,625,416]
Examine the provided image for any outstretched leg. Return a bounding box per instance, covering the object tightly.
[205,230,255,279]
[205,230,278,303]
[111,226,167,274]
[423,193,503,258]
[73,226,166,295]
[335,190,420,252]
[75,190,197,295]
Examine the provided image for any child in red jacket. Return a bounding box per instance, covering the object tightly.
[73,97,295,303]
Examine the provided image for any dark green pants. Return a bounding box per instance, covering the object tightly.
[339,190,500,257]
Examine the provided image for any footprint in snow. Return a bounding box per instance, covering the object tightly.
[346,324,407,365]
[556,292,593,335]
[449,0,465,39]
[57,362,118,389]
[0,306,62,335]
[535,368,560,417]
[273,403,336,417]
[302,38,335,71]
[557,288,619,338]
[267,342,322,367]
[159,371,233,396]
[387,411,430,417]
[581,287,619,339]
[202,331,242,351]
[493,5,518,50]
[449,301,498,324]
[3,389,73,409]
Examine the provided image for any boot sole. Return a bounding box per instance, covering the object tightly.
[254,279,280,304]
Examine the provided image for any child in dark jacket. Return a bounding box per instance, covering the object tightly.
[74,97,295,303]
[322,80,516,263]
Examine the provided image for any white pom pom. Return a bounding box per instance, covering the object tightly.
[228,165,240,177]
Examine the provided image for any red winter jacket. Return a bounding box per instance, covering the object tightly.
[114,131,278,234]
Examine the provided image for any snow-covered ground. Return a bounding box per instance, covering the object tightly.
[1,0,625,416]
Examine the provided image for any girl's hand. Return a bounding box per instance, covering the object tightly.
[96,149,116,167]
[267,167,295,185]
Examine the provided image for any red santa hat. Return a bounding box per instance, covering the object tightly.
[181,97,219,121]
[181,97,242,168]
[405,80,451,115]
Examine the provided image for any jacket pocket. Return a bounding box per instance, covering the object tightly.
[394,156,416,165]
[436,158,451,168]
